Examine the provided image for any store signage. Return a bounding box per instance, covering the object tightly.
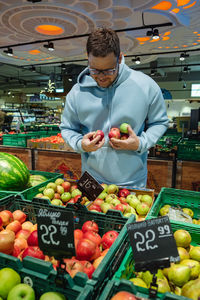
[37,208,75,259]
[127,216,180,272]
[77,171,104,201]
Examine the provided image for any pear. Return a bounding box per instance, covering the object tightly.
[180,259,200,279]
[168,264,191,287]
[157,278,171,293]
[141,269,164,288]
[129,277,147,288]
[177,247,190,261]
[174,286,182,296]
[182,207,194,218]
[174,229,192,248]
[189,246,200,262]
[182,278,200,300]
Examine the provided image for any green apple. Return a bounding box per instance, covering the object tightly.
[7,283,35,300]
[101,183,108,193]
[136,202,150,215]
[35,193,44,198]
[46,182,57,191]
[120,122,129,134]
[100,202,113,213]
[124,205,136,214]
[51,199,63,206]
[182,208,194,218]
[110,199,121,206]
[41,195,51,201]
[71,189,82,198]
[137,194,143,201]
[56,185,64,195]
[126,195,140,209]
[55,178,64,185]
[141,194,153,206]
[159,205,171,216]
[39,291,66,300]
[0,268,21,299]
[105,194,118,203]
[107,184,119,194]
[97,191,107,199]
[43,188,55,200]
[61,192,71,202]
[123,213,132,218]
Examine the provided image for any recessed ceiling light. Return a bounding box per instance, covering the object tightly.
[4,48,13,57]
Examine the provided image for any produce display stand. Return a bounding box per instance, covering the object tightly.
[33,149,82,180]
[176,160,200,191]
[0,145,32,169]
[0,193,135,299]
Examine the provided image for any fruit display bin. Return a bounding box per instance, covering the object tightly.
[97,279,184,300]
[177,138,200,161]
[0,194,135,299]
[0,190,18,201]
[111,222,200,299]
[146,187,200,229]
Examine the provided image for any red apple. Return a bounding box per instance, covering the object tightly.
[111,291,137,300]
[76,238,96,261]
[13,210,27,224]
[0,216,2,229]
[88,204,102,212]
[74,229,83,241]
[14,237,28,251]
[83,231,101,246]
[81,261,95,279]
[93,199,104,206]
[0,229,15,254]
[22,221,33,231]
[70,184,78,192]
[16,229,31,240]
[91,246,101,260]
[22,246,45,260]
[92,130,104,143]
[108,128,121,139]
[120,134,129,140]
[27,230,38,246]
[65,259,84,278]
[118,196,127,204]
[12,244,21,257]
[118,188,130,198]
[74,194,82,203]
[54,193,61,199]
[6,220,22,234]
[82,220,99,233]
[0,210,13,226]
[115,204,124,213]
[61,181,71,192]
[101,231,119,249]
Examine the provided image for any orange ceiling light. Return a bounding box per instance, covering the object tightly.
[36,25,64,35]
[28,49,41,55]
[152,1,172,10]
[177,0,191,6]
[162,36,170,41]
[171,8,180,13]
[164,31,171,36]
[174,46,179,48]
[193,31,198,34]
[136,37,151,42]
[183,1,196,9]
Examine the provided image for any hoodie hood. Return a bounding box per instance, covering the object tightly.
[77,55,130,89]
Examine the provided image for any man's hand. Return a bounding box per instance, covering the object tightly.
[82,131,105,152]
[109,125,140,151]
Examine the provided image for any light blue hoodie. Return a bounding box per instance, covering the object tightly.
[60,60,169,188]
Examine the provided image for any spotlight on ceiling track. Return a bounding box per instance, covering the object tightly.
[31,66,36,72]
[150,69,156,76]
[183,82,186,89]
[61,64,66,70]
[146,28,159,40]
[183,66,190,73]
[43,41,54,51]
[132,57,141,64]
[27,0,42,3]
[179,53,189,61]
[3,48,13,57]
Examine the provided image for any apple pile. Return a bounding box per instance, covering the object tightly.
[159,204,200,225]
[121,229,200,299]
[88,184,153,220]
[64,220,119,279]
[108,123,130,140]
[0,267,66,300]
[34,178,85,207]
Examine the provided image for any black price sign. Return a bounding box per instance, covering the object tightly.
[127,216,180,272]
[77,171,104,201]
[36,208,75,260]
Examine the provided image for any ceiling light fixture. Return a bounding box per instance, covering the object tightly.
[150,69,156,76]
[183,66,190,73]
[31,66,36,72]
[61,64,66,70]
[27,0,42,3]
[152,29,159,40]
[183,82,186,89]
[132,57,141,64]
[3,48,13,57]
[179,53,189,61]
[43,41,54,51]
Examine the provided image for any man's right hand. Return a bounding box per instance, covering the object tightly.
[81,132,105,152]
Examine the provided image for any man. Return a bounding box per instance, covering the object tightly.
[60,28,169,188]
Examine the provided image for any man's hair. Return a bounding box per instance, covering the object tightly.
[86,27,120,58]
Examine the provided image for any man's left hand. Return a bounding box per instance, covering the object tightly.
[109,125,140,151]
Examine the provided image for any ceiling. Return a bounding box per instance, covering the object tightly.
[0,0,200,93]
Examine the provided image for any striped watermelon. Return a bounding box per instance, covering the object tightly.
[0,152,30,191]
[28,174,48,187]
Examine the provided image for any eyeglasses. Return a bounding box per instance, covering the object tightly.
[88,58,119,76]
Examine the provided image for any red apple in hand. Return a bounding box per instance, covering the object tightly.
[101,231,119,249]
[82,220,99,233]
[76,238,96,261]
[92,130,104,143]
[83,231,101,246]
[108,128,121,139]
[13,210,27,224]
[120,134,129,140]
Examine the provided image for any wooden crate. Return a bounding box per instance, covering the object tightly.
[176,160,200,191]
[147,158,173,195]
[34,149,81,180]
[0,145,32,169]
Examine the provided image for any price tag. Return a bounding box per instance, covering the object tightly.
[36,208,75,260]
[127,216,180,272]
[77,171,104,201]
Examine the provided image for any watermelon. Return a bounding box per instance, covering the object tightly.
[0,152,30,191]
[27,174,48,187]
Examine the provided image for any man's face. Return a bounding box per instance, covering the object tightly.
[88,52,121,88]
